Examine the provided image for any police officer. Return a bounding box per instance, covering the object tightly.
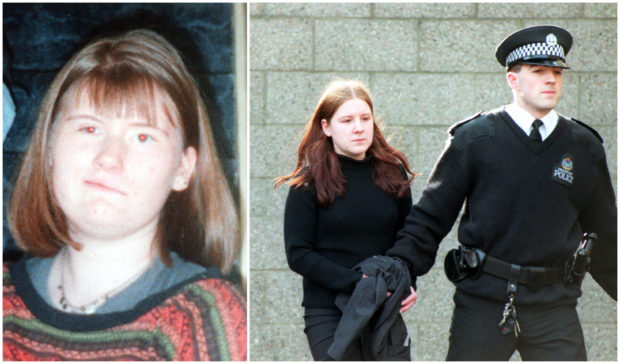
[386,25,617,360]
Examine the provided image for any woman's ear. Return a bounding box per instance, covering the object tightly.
[172,146,197,191]
[321,119,331,137]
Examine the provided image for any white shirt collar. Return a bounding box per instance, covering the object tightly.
[504,103,558,140]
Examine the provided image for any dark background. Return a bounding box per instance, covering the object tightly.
[3,3,238,261]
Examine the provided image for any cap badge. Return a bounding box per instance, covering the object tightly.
[546,33,558,46]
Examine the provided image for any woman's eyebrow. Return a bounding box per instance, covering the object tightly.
[128,122,170,136]
[64,114,103,123]
[337,112,371,119]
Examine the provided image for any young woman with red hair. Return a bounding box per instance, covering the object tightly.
[275,80,418,360]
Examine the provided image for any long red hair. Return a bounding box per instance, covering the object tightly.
[274,80,415,207]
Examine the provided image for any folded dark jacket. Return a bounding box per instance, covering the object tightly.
[328,255,412,361]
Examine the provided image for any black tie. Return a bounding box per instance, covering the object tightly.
[529,119,543,143]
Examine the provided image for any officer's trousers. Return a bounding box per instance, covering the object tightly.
[446,290,586,361]
[303,307,364,361]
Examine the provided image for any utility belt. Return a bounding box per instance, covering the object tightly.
[444,233,598,291]
[444,233,598,338]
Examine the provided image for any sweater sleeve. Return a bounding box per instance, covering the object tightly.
[579,150,617,300]
[284,185,363,293]
[386,135,469,277]
[187,279,247,361]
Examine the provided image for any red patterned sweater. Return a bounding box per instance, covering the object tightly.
[3,262,247,361]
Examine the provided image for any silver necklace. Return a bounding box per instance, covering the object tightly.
[57,250,152,314]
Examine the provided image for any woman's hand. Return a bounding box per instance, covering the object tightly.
[399,286,417,313]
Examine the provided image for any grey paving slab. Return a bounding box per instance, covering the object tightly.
[477,2,582,19]
[584,3,617,18]
[374,3,476,19]
[577,275,617,324]
[249,323,311,361]
[407,321,450,360]
[315,19,417,71]
[250,17,313,70]
[250,71,265,125]
[373,73,476,126]
[249,3,264,16]
[419,20,521,72]
[250,270,303,325]
[250,125,301,178]
[263,3,370,18]
[581,323,618,360]
[250,215,288,270]
[250,177,288,218]
[578,73,617,125]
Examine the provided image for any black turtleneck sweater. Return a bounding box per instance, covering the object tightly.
[284,154,412,309]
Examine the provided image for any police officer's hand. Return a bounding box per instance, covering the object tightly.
[400,286,417,313]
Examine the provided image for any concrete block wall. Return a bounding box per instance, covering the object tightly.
[250,3,616,361]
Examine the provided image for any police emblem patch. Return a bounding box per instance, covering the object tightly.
[551,153,574,187]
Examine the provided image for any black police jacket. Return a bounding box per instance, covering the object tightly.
[327,255,412,361]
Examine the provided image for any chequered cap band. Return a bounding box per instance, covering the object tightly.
[505,42,565,66]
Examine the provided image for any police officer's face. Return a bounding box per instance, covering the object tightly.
[508,65,563,118]
[321,98,374,161]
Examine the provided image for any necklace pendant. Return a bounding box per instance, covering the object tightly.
[57,249,152,315]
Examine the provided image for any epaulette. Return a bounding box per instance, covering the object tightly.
[448,111,482,135]
[571,117,603,143]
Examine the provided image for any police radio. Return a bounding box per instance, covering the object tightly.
[564,232,597,286]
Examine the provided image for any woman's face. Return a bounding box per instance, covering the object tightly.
[49,87,196,243]
[321,97,374,160]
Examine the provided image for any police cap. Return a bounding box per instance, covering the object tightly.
[495,25,573,70]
